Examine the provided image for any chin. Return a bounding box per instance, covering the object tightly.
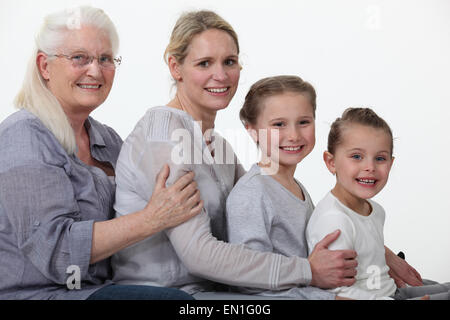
[205,103,231,112]
[205,95,235,110]
[355,190,379,200]
[79,96,106,107]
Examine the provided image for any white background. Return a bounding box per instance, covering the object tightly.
[1,0,449,283]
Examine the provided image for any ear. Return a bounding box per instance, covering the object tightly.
[389,156,395,170]
[168,55,182,82]
[245,124,258,144]
[323,151,336,175]
[37,52,51,81]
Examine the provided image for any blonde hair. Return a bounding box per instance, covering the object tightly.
[328,107,394,155]
[240,75,317,126]
[164,10,239,65]
[14,6,119,155]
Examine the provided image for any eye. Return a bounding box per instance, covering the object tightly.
[272,122,285,127]
[70,53,88,62]
[351,154,362,160]
[99,55,113,64]
[225,58,237,66]
[375,156,387,162]
[198,60,209,67]
[298,120,310,126]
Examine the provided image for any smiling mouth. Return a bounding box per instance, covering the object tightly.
[205,87,229,94]
[356,178,377,186]
[280,145,304,153]
[77,84,102,89]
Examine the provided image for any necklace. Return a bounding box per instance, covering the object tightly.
[175,93,213,147]
[175,93,187,112]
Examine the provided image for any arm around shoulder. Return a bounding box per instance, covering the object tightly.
[167,205,313,290]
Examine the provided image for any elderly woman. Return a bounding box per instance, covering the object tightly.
[112,10,426,299]
[0,6,202,300]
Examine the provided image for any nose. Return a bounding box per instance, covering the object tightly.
[85,58,103,78]
[212,64,227,81]
[287,126,300,142]
[364,159,376,172]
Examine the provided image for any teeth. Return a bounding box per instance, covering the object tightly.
[357,179,375,184]
[207,88,228,93]
[78,84,100,89]
[281,146,301,151]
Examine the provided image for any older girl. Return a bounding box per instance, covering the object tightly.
[226,75,347,299]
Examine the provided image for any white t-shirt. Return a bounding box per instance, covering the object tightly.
[306,191,397,300]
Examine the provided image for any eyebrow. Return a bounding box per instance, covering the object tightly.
[269,118,286,122]
[192,54,239,62]
[269,115,313,121]
[64,48,113,54]
[347,148,390,154]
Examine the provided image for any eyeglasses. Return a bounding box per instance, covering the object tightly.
[50,52,122,70]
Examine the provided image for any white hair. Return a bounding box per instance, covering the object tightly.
[14,6,119,155]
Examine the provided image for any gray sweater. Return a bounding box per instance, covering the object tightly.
[226,164,335,300]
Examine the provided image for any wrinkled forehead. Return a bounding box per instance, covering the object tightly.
[59,25,113,54]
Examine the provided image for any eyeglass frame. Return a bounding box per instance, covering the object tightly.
[48,52,122,70]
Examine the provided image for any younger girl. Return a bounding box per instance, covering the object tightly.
[306,107,450,300]
[226,75,344,299]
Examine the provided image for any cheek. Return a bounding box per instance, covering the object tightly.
[380,165,392,178]
[179,66,202,87]
[258,128,276,148]
[336,161,355,180]
[268,129,280,148]
[229,69,240,85]
[102,71,115,90]
[303,127,316,145]
[105,69,115,82]
[308,131,316,146]
[188,70,208,87]
[256,128,279,156]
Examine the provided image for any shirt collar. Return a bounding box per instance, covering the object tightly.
[84,117,106,148]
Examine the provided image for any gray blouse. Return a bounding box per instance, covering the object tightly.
[0,110,122,299]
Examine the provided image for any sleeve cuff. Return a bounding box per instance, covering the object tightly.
[69,220,94,280]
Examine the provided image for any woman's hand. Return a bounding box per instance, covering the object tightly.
[90,164,202,264]
[141,164,203,232]
[385,246,423,288]
[308,230,358,289]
